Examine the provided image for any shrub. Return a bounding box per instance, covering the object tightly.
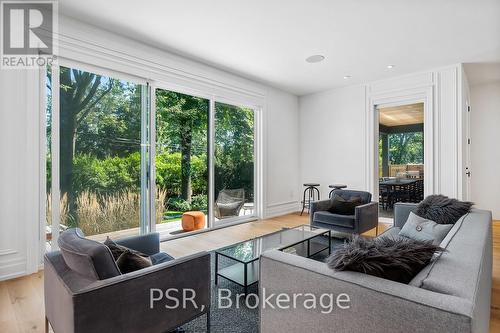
[191,194,208,211]
[167,197,191,212]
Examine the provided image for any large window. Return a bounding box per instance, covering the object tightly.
[46,64,259,244]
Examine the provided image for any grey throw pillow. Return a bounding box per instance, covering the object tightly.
[416,194,473,224]
[399,212,453,245]
[326,236,444,284]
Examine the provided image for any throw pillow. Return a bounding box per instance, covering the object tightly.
[326,236,444,284]
[399,212,453,245]
[104,236,148,261]
[416,194,473,224]
[116,250,152,274]
[328,195,362,215]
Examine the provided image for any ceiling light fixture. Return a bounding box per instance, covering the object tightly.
[305,55,325,63]
[387,64,395,69]
[343,75,352,79]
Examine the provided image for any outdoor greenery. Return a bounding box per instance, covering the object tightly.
[388,132,424,165]
[47,67,254,235]
[378,131,424,175]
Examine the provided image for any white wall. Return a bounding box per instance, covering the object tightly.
[265,88,300,216]
[0,17,300,280]
[298,66,466,201]
[0,70,41,280]
[299,85,367,199]
[469,81,500,219]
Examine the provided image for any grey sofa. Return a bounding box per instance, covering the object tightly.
[310,189,379,235]
[44,229,211,333]
[260,203,492,333]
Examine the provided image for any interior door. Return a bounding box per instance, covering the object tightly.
[465,103,472,200]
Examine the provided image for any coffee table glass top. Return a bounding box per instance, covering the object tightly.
[216,225,328,263]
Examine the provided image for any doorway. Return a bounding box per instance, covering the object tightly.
[377,102,425,220]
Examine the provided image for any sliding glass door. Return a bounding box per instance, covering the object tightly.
[46,65,259,246]
[214,102,255,224]
[155,89,209,236]
[47,64,151,245]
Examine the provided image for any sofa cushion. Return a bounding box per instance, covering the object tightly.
[330,189,371,204]
[409,209,491,301]
[399,212,453,245]
[58,228,121,280]
[115,250,152,274]
[328,195,362,215]
[104,236,149,261]
[150,252,174,265]
[313,211,355,228]
[377,226,403,239]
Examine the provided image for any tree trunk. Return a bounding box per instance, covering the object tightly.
[59,103,77,226]
[180,130,193,203]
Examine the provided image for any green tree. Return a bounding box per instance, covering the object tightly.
[57,67,114,218]
[214,102,254,200]
[156,90,208,202]
[388,132,424,164]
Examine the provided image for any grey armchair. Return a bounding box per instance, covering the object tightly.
[44,229,211,333]
[310,189,379,235]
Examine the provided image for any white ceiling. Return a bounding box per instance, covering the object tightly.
[379,103,424,127]
[464,63,500,86]
[59,0,500,96]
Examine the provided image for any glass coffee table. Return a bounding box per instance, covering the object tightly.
[215,225,331,293]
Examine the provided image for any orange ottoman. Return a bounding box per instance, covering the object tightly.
[181,211,206,231]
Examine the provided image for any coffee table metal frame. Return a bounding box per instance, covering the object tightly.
[214,225,331,294]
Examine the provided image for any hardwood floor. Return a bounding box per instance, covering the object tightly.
[0,213,498,332]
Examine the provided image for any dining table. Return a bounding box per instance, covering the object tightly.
[379,178,418,187]
[379,178,420,209]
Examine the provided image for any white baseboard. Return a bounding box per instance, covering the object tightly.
[265,201,301,218]
[0,260,27,281]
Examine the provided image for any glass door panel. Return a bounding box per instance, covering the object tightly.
[155,89,209,236]
[214,102,255,224]
[57,66,148,240]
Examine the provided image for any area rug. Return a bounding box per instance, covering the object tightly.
[181,235,347,333]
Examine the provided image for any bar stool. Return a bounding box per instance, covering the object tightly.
[328,184,347,198]
[300,183,320,216]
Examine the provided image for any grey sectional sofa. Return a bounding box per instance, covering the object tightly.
[260,203,492,333]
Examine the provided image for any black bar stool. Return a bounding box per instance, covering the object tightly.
[300,183,320,216]
[328,184,347,198]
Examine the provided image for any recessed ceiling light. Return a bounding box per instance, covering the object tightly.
[387,64,395,69]
[305,55,325,63]
[343,75,352,79]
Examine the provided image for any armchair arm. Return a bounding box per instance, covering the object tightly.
[354,201,378,234]
[115,232,160,255]
[75,252,211,333]
[309,199,332,224]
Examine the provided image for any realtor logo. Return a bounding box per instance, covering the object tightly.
[1,0,57,68]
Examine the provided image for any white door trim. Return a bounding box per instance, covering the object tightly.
[365,85,435,201]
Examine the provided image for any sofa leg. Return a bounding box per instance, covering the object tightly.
[206,309,211,333]
[45,317,49,333]
[375,225,379,236]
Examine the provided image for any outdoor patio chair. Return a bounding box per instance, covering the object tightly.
[214,188,245,219]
